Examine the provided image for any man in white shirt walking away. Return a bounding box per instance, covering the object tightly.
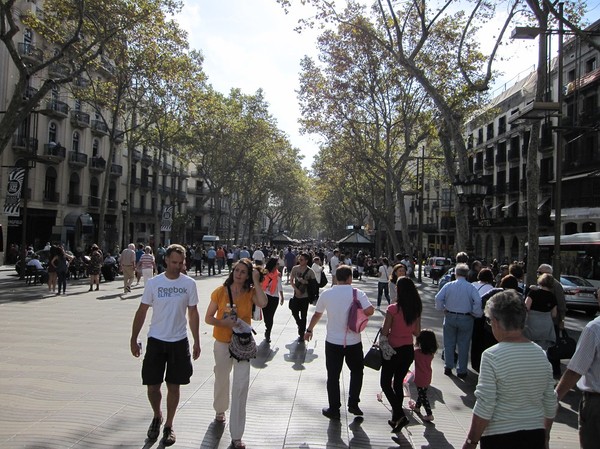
[304,265,374,419]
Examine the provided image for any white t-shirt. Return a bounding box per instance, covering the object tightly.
[378,264,390,283]
[252,250,265,262]
[330,255,340,274]
[311,263,323,283]
[316,284,372,346]
[142,273,199,342]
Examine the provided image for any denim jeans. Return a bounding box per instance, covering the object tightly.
[442,313,474,374]
[325,341,364,410]
[377,282,390,306]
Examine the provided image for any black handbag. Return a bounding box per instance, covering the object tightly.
[364,329,383,371]
[547,328,577,360]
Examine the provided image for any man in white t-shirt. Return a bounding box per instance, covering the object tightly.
[304,265,374,419]
[329,250,340,285]
[130,244,200,447]
[252,248,265,265]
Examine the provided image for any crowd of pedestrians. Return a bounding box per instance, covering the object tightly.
[20,239,596,448]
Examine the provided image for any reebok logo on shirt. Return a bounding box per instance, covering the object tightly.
[158,287,188,297]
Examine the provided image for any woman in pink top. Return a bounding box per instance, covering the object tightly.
[380,277,422,433]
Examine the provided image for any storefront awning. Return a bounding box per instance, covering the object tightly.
[64,212,94,230]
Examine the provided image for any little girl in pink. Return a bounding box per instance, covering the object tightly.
[410,329,438,421]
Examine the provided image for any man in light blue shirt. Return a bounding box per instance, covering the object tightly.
[435,263,482,378]
[206,247,217,276]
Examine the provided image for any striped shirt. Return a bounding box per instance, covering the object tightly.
[138,253,155,270]
[567,316,600,393]
[473,341,556,436]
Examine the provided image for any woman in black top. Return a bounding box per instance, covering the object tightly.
[524,273,557,350]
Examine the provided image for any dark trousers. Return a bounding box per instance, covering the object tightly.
[380,345,414,421]
[547,324,562,377]
[480,428,545,449]
[207,258,216,275]
[263,294,279,339]
[580,392,600,449]
[325,341,364,410]
[377,282,390,306]
[291,297,310,337]
[57,271,68,293]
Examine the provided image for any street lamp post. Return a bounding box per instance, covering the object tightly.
[511,3,566,275]
[453,175,489,256]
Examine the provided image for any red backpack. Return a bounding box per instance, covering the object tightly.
[348,288,369,333]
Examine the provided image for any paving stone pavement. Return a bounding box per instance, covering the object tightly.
[0,267,580,448]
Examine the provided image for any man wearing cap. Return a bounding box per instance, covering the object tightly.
[537,264,566,379]
[554,286,600,449]
[435,263,483,378]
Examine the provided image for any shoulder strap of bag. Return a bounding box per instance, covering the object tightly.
[227,285,234,308]
[372,328,382,345]
[302,268,309,278]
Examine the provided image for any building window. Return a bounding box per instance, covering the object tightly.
[498,116,506,135]
[487,123,494,140]
[44,167,57,201]
[72,131,80,152]
[567,69,576,82]
[48,122,57,143]
[585,57,597,73]
[92,139,99,157]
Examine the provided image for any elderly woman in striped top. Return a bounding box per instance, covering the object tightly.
[137,246,157,286]
[463,290,556,449]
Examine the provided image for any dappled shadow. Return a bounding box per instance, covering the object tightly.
[283,339,318,370]
[199,420,225,449]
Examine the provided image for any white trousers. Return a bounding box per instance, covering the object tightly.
[142,268,154,285]
[213,340,250,440]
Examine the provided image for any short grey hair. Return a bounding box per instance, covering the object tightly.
[485,290,526,331]
[455,263,469,277]
[537,263,553,274]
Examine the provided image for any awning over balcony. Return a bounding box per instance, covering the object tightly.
[566,67,600,96]
[537,197,551,210]
[64,212,94,231]
[501,201,517,212]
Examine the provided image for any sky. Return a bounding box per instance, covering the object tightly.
[175,0,600,170]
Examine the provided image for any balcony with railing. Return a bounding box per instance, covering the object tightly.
[91,120,109,136]
[98,55,116,77]
[73,77,90,89]
[22,85,38,102]
[107,199,118,209]
[89,156,106,173]
[48,63,69,78]
[67,194,82,205]
[114,129,124,143]
[12,135,38,157]
[88,196,100,208]
[68,151,88,168]
[141,153,153,167]
[177,190,189,203]
[43,191,60,203]
[109,164,123,177]
[132,149,142,162]
[140,178,153,191]
[40,100,69,119]
[70,111,90,128]
[17,42,43,63]
[42,143,66,161]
